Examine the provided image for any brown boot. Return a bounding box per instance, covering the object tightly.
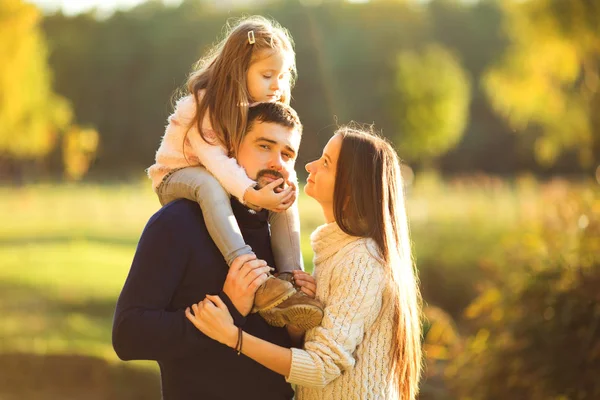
[252,275,296,313]
[276,272,297,287]
[259,272,325,331]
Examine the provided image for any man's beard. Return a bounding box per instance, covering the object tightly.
[255,169,285,190]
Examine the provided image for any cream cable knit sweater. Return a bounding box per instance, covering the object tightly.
[287,222,398,400]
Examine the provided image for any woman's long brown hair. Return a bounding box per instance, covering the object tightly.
[185,15,296,155]
[333,126,422,400]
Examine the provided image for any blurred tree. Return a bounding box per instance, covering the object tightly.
[62,126,99,181]
[391,44,471,165]
[0,0,72,179]
[447,182,600,399]
[0,0,98,182]
[484,0,600,168]
[41,0,593,179]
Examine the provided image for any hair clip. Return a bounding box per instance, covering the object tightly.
[248,31,255,45]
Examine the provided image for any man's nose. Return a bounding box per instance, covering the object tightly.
[268,154,284,170]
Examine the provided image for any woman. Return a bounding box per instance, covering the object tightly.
[186,127,422,399]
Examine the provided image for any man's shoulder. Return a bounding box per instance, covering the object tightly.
[146,199,203,231]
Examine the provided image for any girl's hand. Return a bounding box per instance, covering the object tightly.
[185,295,238,348]
[292,270,317,298]
[244,180,296,212]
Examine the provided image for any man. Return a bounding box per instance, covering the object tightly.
[112,102,318,399]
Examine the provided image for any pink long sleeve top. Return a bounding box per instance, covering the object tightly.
[147,94,255,201]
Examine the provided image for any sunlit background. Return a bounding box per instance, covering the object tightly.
[1,0,599,399]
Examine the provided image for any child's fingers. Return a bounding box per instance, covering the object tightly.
[277,192,296,209]
[274,197,295,211]
[273,186,294,200]
[262,178,285,192]
[278,190,295,205]
[286,180,297,192]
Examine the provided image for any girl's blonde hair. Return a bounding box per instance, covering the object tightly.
[185,15,296,155]
[333,127,423,400]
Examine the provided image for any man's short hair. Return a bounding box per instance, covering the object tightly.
[247,102,303,137]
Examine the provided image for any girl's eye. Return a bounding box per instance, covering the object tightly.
[323,160,328,167]
[263,75,272,79]
[260,145,270,150]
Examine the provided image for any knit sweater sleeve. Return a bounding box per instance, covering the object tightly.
[178,96,256,201]
[286,245,386,388]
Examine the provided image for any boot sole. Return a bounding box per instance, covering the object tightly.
[252,287,297,314]
[259,304,324,331]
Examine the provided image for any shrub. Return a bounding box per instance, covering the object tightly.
[446,180,600,400]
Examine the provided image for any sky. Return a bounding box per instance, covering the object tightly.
[26,0,375,16]
[27,0,183,16]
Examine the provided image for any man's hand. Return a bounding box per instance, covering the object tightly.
[223,254,271,316]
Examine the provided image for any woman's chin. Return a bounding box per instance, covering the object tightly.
[303,183,313,198]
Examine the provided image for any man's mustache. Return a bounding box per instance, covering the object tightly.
[256,169,285,190]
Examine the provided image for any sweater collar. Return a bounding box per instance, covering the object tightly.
[310,221,361,265]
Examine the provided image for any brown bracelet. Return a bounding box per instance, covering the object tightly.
[236,327,243,356]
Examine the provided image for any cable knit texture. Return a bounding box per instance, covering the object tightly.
[287,222,398,399]
[147,94,255,201]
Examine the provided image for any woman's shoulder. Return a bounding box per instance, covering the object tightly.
[339,236,380,257]
[333,237,385,272]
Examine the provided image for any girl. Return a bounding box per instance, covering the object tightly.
[147,16,323,328]
[186,127,423,400]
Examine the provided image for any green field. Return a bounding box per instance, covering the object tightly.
[1,176,585,398]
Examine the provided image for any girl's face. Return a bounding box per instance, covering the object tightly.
[246,50,292,103]
[304,134,343,221]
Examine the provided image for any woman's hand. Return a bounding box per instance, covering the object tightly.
[292,270,317,298]
[185,295,238,348]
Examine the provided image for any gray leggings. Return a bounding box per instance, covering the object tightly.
[156,166,303,272]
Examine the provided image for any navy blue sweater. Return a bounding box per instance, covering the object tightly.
[112,199,294,400]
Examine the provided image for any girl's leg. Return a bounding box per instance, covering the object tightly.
[268,202,303,273]
[157,166,253,266]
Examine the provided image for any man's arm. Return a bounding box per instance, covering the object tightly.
[112,211,215,361]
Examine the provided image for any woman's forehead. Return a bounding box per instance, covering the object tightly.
[324,134,343,162]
